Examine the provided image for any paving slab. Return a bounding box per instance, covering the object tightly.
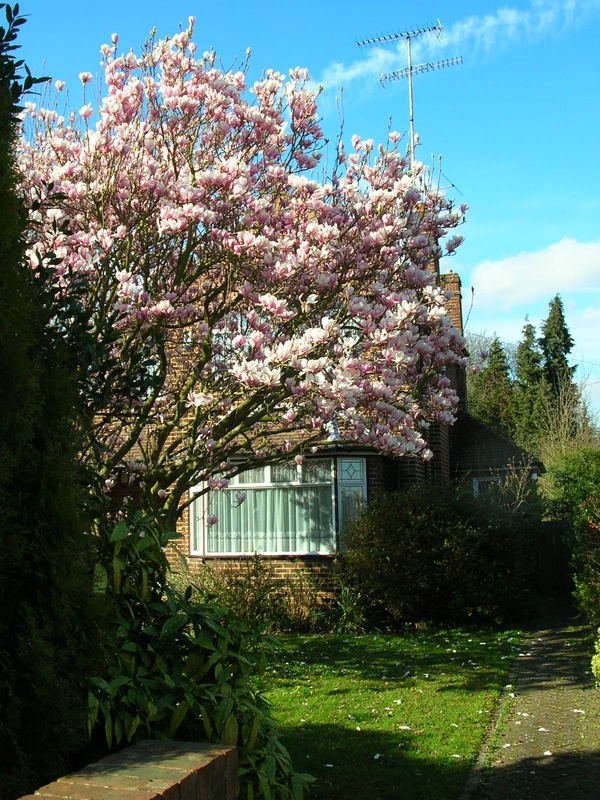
[466,598,600,800]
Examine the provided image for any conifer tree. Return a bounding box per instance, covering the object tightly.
[0,7,99,796]
[468,336,515,436]
[539,294,575,394]
[513,320,545,452]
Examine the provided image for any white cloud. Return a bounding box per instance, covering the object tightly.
[319,47,398,93]
[416,0,593,60]
[317,0,599,94]
[470,238,600,310]
[582,303,600,321]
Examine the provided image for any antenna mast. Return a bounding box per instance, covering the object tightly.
[357,21,462,165]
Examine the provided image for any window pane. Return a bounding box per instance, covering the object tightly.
[339,485,364,530]
[302,459,332,483]
[473,476,501,497]
[339,458,365,483]
[205,482,334,554]
[271,464,298,483]
[237,467,265,485]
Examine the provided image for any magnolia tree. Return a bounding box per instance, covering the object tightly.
[19,20,466,529]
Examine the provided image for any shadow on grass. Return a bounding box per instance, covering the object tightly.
[281,721,600,800]
[280,720,471,800]
[270,631,518,694]
[272,603,595,695]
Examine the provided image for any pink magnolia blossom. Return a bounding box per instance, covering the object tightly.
[18,25,466,527]
[78,104,93,122]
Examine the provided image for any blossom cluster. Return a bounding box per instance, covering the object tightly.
[18,21,466,520]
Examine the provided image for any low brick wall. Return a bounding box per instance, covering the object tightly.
[179,553,339,598]
[19,739,237,800]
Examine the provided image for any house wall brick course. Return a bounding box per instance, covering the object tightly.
[179,553,338,597]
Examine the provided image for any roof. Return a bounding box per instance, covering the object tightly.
[450,411,545,476]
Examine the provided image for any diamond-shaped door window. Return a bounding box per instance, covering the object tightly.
[340,460,362,481]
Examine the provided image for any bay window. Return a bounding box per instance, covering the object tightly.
[190,456,367,556]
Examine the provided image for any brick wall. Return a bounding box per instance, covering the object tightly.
[425,422,451,482]
[366,454,398,495]
[441,271,463,335]
[19,740,237,800]
[193,554,338,596]
[440,270,468,412]
[395,455,426,488]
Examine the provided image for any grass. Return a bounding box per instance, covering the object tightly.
[262,628,521,800]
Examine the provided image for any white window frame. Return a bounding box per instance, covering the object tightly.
[336,456,368,533]
[190,459,337,557]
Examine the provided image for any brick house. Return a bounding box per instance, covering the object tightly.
[171,266,541,583]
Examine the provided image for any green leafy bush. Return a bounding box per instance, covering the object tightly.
[90,514,312,799]
[341,480,540,626]
[544,449,600,624]
[592,626,600,687]
[331,585,366,634]
[573,491,600,627]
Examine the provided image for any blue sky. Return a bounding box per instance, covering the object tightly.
[18,0,600,414]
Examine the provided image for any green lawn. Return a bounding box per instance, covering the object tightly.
[263,628,520,800]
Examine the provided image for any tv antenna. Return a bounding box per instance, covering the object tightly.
[357,21,462,165]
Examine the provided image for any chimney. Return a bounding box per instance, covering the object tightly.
[441,270,463,335]
[441,270,467,411]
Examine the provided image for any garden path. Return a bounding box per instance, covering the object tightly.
[464,598,600,800]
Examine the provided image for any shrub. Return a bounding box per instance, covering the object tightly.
[341,480,540,627]
[0,8,101,797]
[331,585,366,634]
[544,448,600,624]
[172,556,323,633]
[572,491,600,627]
[91,514,313,799]
[592,627,600,687]
[187,557,289,632]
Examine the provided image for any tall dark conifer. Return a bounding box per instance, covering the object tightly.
[539,294,575,394]
[468,336,515,436]
[0,7,100,798]
[513,320,545,452]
